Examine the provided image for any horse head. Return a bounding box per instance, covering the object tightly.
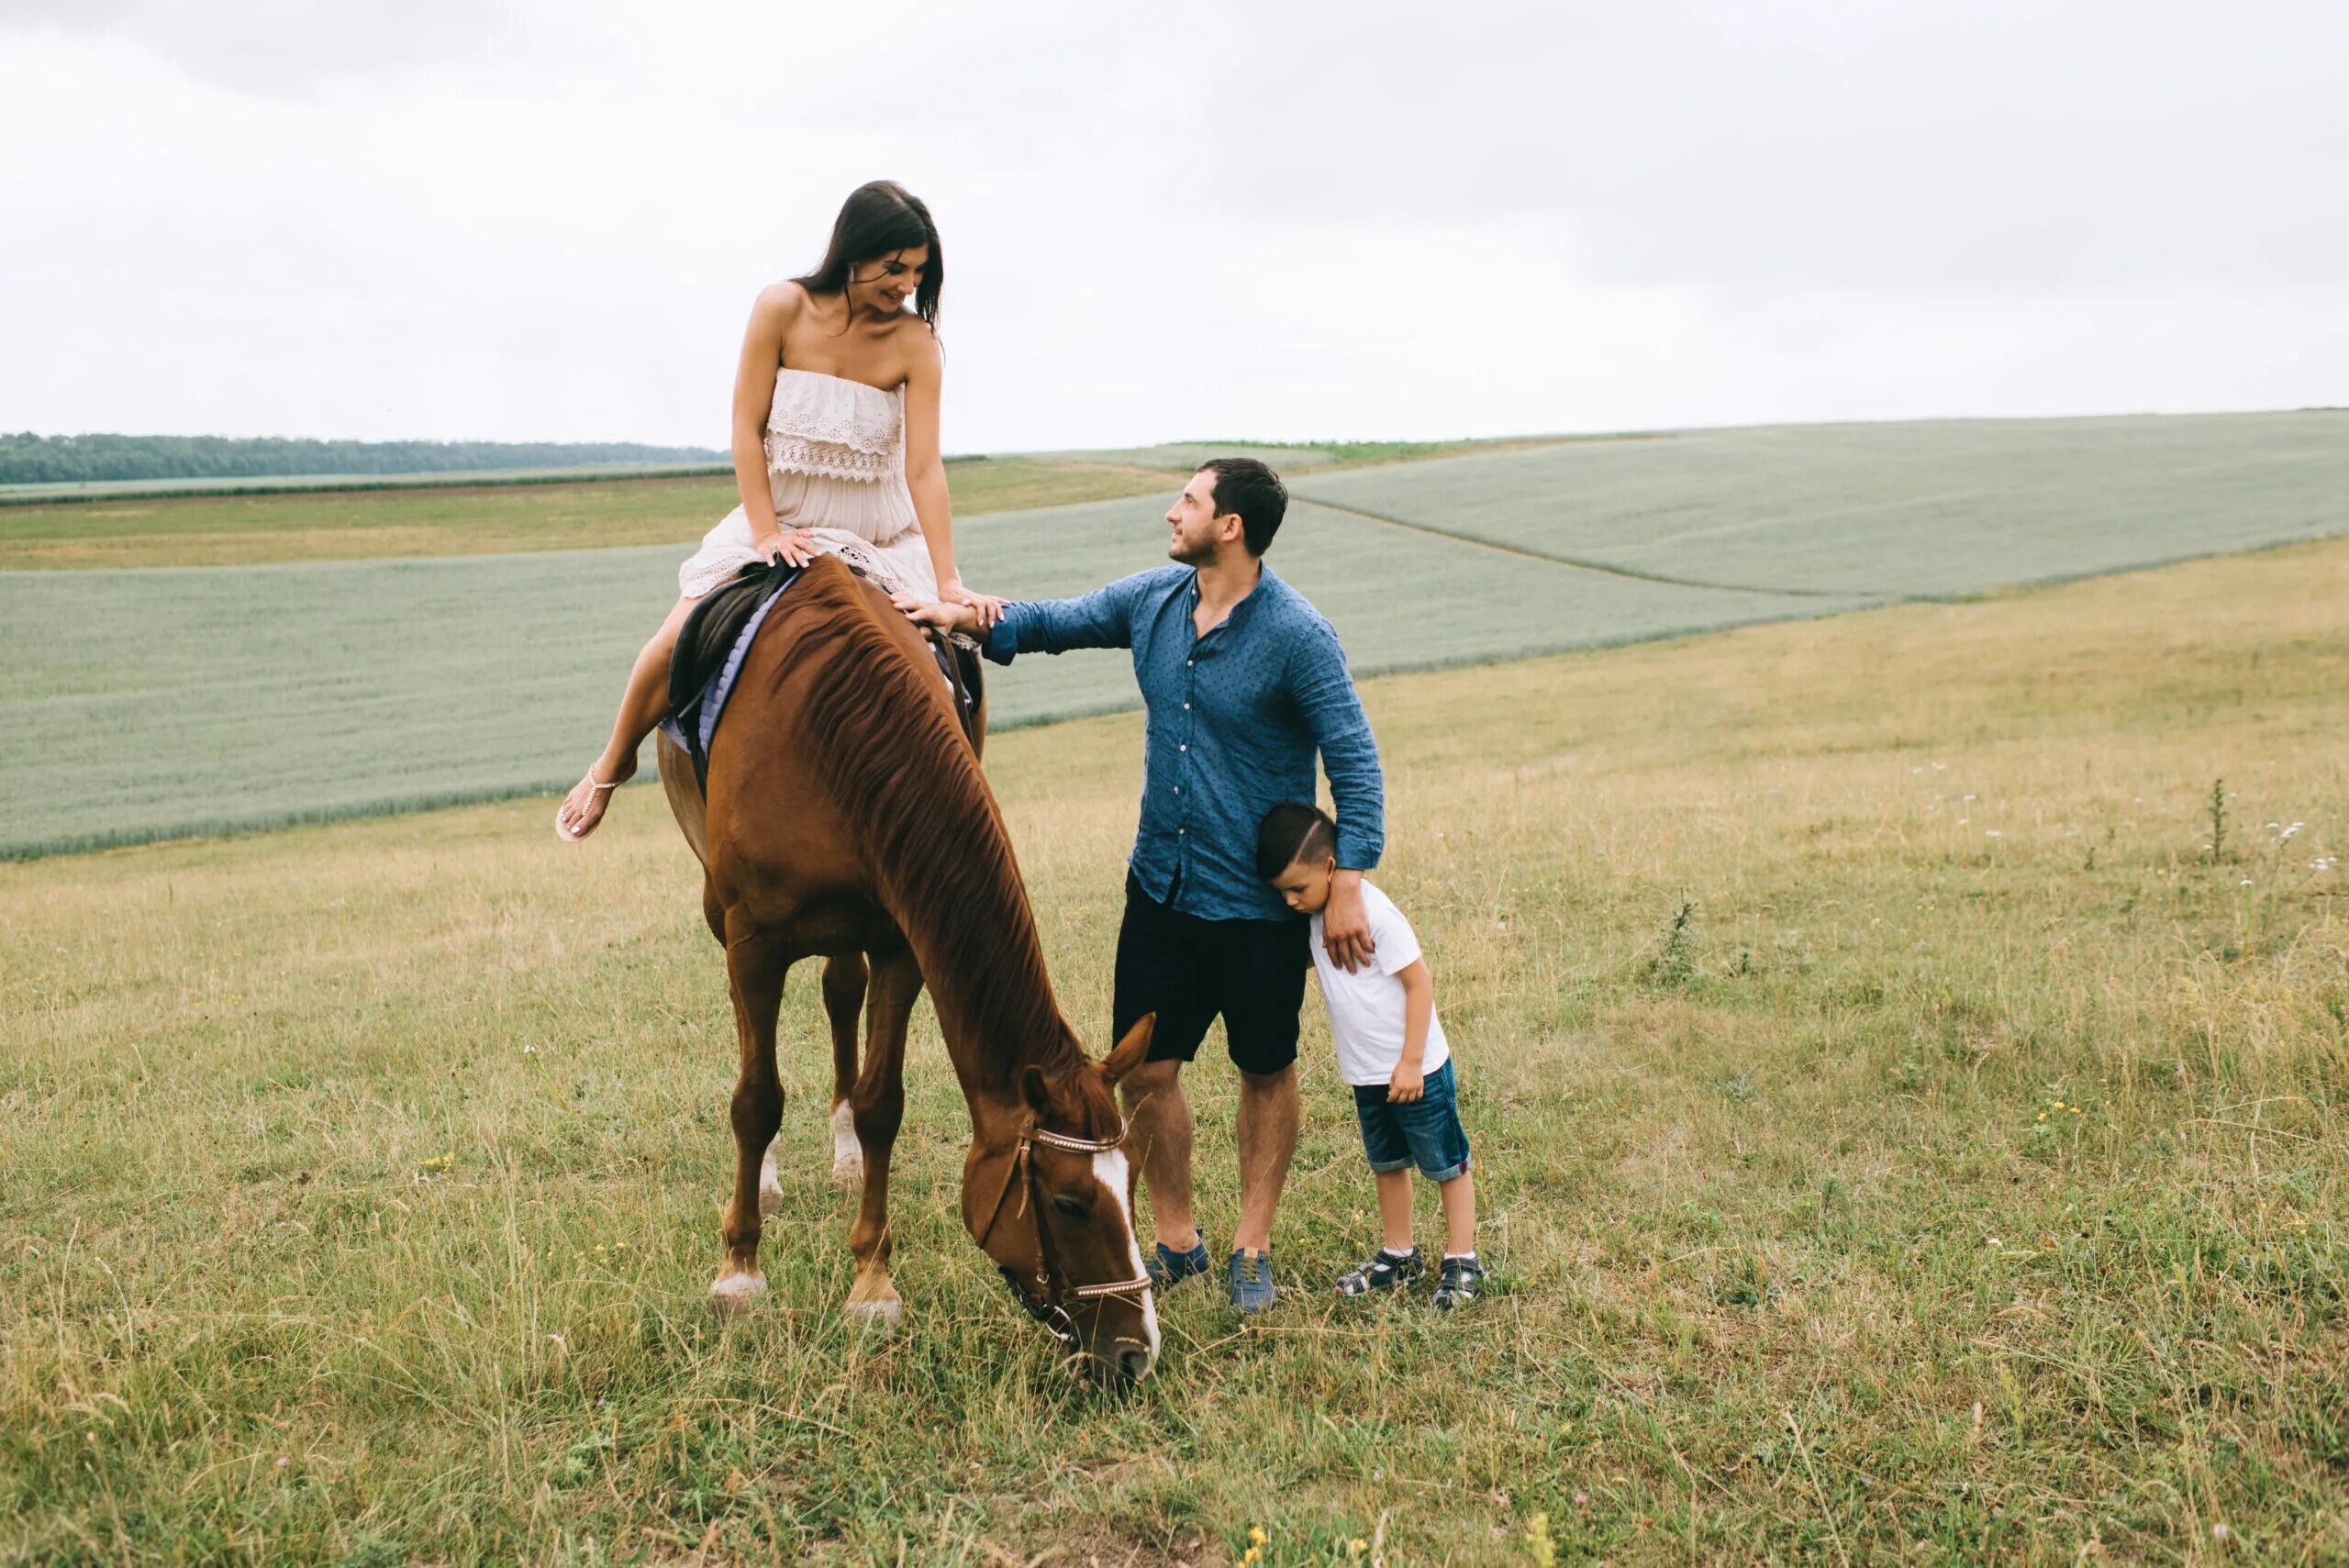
[963,1016,1159,1385]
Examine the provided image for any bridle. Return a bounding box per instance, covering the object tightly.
[976,1119,1153,1351]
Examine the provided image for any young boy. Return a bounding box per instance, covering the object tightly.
[1257,802,1484,1308]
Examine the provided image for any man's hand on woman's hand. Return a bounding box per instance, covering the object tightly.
[1321,870,1376,974]
[940,580,1006,630]
[755,528,818,568]
[891,593,980,635]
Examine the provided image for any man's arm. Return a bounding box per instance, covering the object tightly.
[1291,619,1386,971]
[895,572,1152,662]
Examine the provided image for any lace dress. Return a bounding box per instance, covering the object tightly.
[676,367,935,600]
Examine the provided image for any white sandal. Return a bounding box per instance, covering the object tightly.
[554,770,620,842]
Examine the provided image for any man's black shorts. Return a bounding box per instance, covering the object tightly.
[1112,873,1309,1076]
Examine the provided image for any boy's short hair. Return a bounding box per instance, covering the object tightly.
[1256,800,1337,880]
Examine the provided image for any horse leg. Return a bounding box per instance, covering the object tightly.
[821,953,871,1194]
[713,916,790,1316]
[843,944,921,1324]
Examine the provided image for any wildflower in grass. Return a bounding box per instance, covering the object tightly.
[1526,1510,1557,1567]
[1986,830,2001,839]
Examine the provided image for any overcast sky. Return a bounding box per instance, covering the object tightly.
[4,1,2344,452]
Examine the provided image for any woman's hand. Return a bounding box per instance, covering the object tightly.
[939,579,1006,630]
[755,528,819,568]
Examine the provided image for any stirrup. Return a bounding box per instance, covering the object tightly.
[554,770,621,842]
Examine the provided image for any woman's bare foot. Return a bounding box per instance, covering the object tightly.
[555,755,638,841]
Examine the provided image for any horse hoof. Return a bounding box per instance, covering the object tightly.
[709,1273,767,1318]
[758,1182,786,1218]
[844,1295,903,1328]
[830,1156,864,1193]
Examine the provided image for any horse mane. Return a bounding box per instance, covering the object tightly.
[757,562,1095,1099]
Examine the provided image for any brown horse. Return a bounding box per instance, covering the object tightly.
[655,557,1161,1383]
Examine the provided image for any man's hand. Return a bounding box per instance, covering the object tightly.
[1386,1062,1425,1104]
[940,579,1007,630]
[1321,869,1375,974]
[892,593,980,635]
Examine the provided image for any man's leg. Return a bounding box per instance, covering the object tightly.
[1111,873,1214,1256]
[1222,911,1310,1259]
[1119,1059,1198,1252]
[1232,1062,1300,1254]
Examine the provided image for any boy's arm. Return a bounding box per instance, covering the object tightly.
[1387,958,1434,1103]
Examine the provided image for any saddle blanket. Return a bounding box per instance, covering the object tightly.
[659,560,982,792]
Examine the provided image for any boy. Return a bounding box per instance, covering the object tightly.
[1257,802,1484,1308]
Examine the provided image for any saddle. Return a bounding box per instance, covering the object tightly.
[662,559,985,792]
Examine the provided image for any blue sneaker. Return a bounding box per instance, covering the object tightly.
[1228,1248,1277,1314]
[1147,1229,1210,1291]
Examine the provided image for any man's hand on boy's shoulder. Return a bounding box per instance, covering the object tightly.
[1386,1062,1425,1104]
[1322,870,1376,973]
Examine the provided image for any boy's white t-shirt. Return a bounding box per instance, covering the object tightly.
[1308,880,1451,1087]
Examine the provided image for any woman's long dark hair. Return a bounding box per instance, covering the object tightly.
[793,181,943,328]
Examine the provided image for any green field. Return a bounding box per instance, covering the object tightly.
[7,411,2345,860]
[1289,413,2349,596]
[0,500,1870,858]
[4,537,2343,1562]
[0,460,1177,572]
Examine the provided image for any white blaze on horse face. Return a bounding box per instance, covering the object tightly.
[1092,1149,1159,1362]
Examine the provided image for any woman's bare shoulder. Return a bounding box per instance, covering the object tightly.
[749,280,810,327]
[896,317,942,380]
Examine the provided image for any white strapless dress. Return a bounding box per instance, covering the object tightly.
[677,367,937,600]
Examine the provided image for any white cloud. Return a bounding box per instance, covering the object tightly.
[2,0,2343,450]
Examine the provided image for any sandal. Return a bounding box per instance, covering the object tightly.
[1434,1253,1486,1311]
[1335,1246,1422,1297]
[554,770,621,841]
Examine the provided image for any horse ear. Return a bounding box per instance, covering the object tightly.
[1101,1014,1156,1086]
[1020,1063,1052,1113]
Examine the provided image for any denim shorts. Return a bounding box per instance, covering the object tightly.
[1353,1060,1473,1182]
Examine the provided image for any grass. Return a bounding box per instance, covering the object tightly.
[0,501,1875,860]
[0,459,1175,571]
[1035,437,1568,473]
[3,535,2345,1562]
[1291,411,2349,596]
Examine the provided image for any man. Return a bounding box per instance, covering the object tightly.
[897,457,1384,1313]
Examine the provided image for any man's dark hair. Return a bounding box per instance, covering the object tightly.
[1197,457,1288,556]
[1256,800,1337,880]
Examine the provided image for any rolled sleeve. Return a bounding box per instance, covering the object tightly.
[1290,620,1385,871]
[983,573,1151,664]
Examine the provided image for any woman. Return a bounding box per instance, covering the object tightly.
[558,180,1001,840]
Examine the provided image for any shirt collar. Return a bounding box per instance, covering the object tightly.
[1186,562,1278,628]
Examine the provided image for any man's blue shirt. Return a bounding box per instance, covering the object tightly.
[985,563,1384,922]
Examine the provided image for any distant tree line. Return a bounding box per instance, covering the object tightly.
[0,433,727,484]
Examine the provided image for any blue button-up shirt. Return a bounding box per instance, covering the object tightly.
[985,563,1384,922]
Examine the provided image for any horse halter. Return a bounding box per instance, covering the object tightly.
[983,1119,1152,1350]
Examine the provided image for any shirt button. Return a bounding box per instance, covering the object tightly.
[1179,744,1187,751]
[1178,828,1186,836]
[1186,660,1194,668]
[1183,702,1190,710]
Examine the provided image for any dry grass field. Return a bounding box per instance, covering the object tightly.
[3,532,2343,1563]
